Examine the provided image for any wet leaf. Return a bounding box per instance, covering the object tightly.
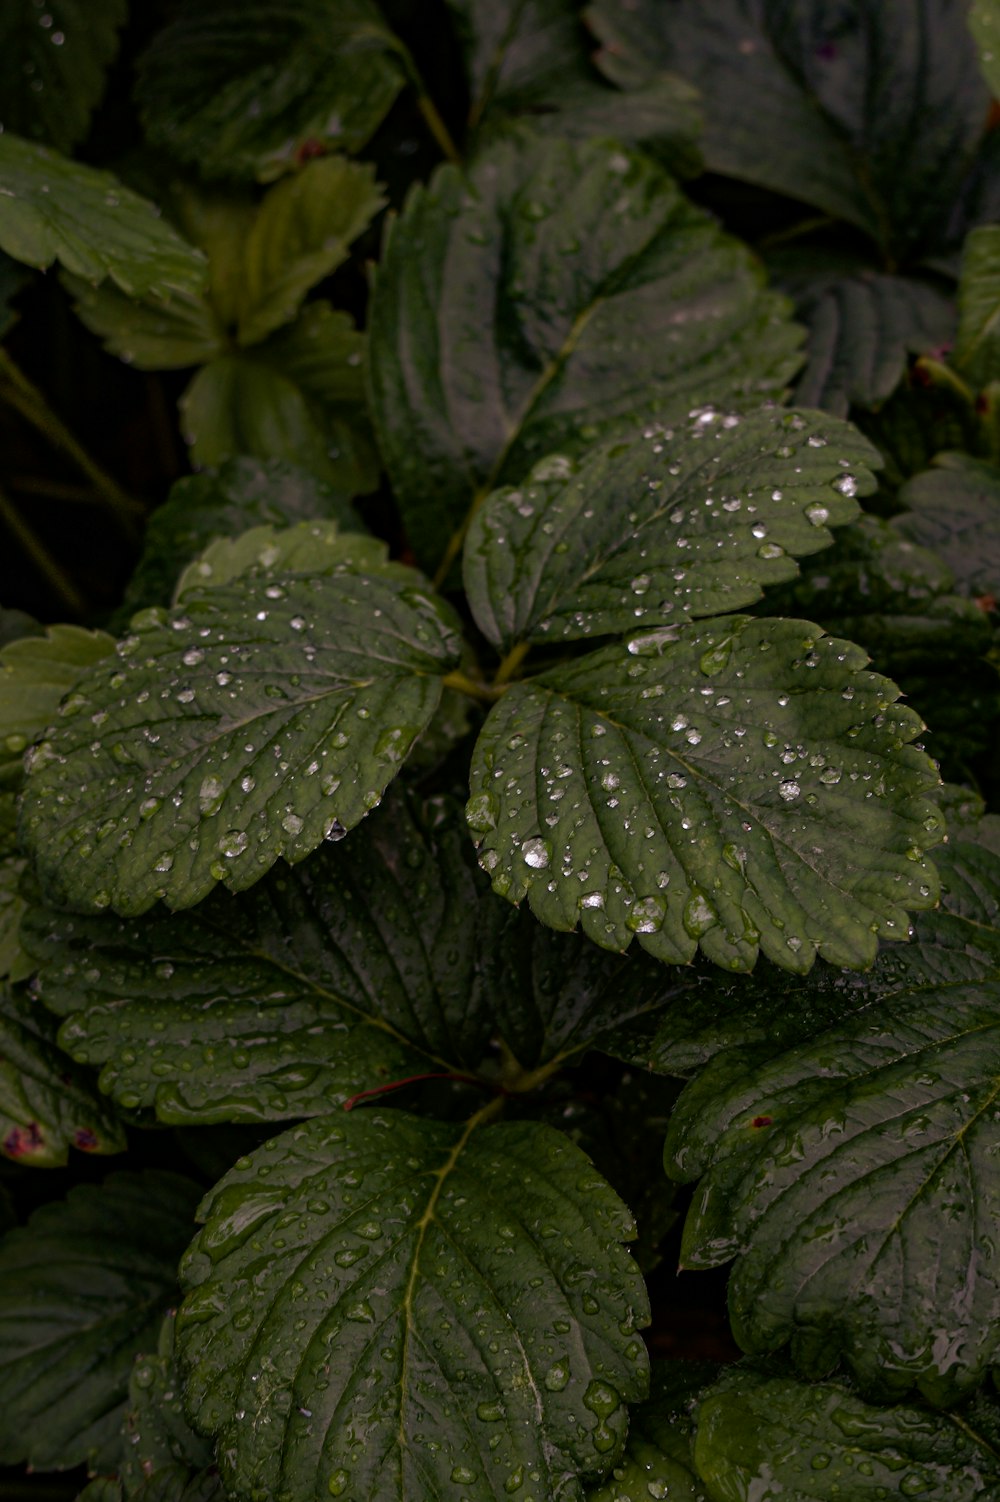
[895,453,1000,599]
[24,790,495,1123]
[954,224,1000,389]
[0,134,207,300]
[171,519,388,599]
[662,838,1000,1403]
[177,1110,649,1501]
[468,615,942,974]
[19,534,462,914]
[369,134,802,572]
[693,1364,1000,1500]
[0,795,29,984]
[464,406,878,652]
[0,1170,200,1471]
[0,623,115,787]
[136,0,405,182]
[120,1312,214,1496]
[0,0,127,152]
[588,1361,714,1502]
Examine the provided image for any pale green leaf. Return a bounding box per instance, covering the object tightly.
[177,1111,649,1501]
[0,134,208,300]
[369,134,803,572]
[20,544,462,915]
[0,0,127,152]
[0,623,115,786]
[64,273,225,370]
[464,407,878,652]
[136,0,405,182]
[467,616,943,973]
[0,985,126,1166]
[0,1171,201,1471]
[971,0,1000,97]
[236,156,385,345]
[662,839,1000,1403]
[954,224,1000,388]
[693,1365,1000,1501]
[588,1362,713,1502]
[172,520,387,600]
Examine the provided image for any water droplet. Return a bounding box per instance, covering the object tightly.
[778,780,800,801]
[521,837,551,869]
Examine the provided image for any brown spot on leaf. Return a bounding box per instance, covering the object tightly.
[74,1127,99,1151]
[3,1122,44,1157]
[751,1115,773,1128]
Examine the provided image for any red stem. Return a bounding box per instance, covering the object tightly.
[342,1072,491,1111]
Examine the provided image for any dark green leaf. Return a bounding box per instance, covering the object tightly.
[136,0,405,182]
[0,984,126,1166]
[0,1170,201,1471]
[177,1110,650,1501]
[369,134,803,572]
[19,536,462,914]
[77,1482,123,1502]
[121,1312,214,1495]
[0,795,29,984]
[662,839,1000,1403]
[24,790,495,1123]
[0,135,207,300]
[134,1472,224,1502]
[588,1362,714,1502]
[954,224,1000,388]
[895,453,1000,599]
[171,519,389,600]
[587,0,988,263]
[0,250,29,339]
[119,459,364,619]
[0,0,126,152]
[0,624,115,786]
[693,1365,1000,1500]
[970,0,1000,96]
[464,406,878,652]
[468,615,942,974]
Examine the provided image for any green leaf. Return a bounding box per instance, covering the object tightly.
[20,539,462,915]
[77,1482,123,1502]
[588,1362,713,1502]
[177,1110,650,1500]
[0,249,29,339]
[587,0,989,263]
[661,839,1000,1403]
[0,623,116,787]
[119,458,365,619]
[0,795,29,984]
[464,407,878,652]
[468,615,943,974]
[895,453,1000,600]
[0,134,208,300]
[693,1365,1000,1501]
[955,225,1000,388]
[0,1170,201,1471]
[133,1472,224,1502]
[0,982,126,1165]
[136,0,405,182]
[121,1313,214,1495]
[369,135,803,573]
[64,274,226,370]
[970,0,1000,97]
[171,519,388,600]
[180,303,376,494]
[0,0,127,152]
[235,155,385,345]
[789,274,955,417]
[24,789,494,1123]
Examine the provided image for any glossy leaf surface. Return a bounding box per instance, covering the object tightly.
[121,1313,214,1496]
[0,0,127,152]
[587,1362,713,1502]
[178,1110,649,1501]
[369,135,802,571]
[0,1171,200,1470]
[0,624,115,786]
[468,616,942,973]
[464,407,877,651]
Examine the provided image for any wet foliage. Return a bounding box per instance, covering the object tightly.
[1,2,1000,1500]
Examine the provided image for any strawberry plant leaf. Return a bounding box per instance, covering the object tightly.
[171,520,389,600]
[0,135,208,300]
[587,0,989,262]
[895,454,1000,599]
[693,1364,1000,1500]
[369,135,803,572]
[662,838,1000,1403]
[177,1110,650,1501]
[0,1170,201,1471]
[136,0,405,182]
[954,224,1000,388]
[0,794,29,983]
[63,274,226,371]
[970,0,1000,97]
[0,985,127,1165]
[587,1362,714,1502]
[23,790,495,1123]
[0,0,127,153]
[121,1313,214,1496]
[19,537,462,914]
[0,623,115,786]
[468,615,942,973]
[463,407,878,652]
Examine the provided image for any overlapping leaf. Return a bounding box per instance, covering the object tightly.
[0,135,207,300]
[0,623,115,785]
[369,134,803,572]
[19,531,462,914]
[136,0,405,181]
[464,406,878,651]
[895,454,1000,599]
[120,1313,215,1497]
[970,0,1000,96]
[693,1365,1000,1500]
[177,1110,649,1501]
[587,0,989,263]
[954,224,1000,389]
[468,615,942,974]
[0,1171,200,1471]
[23,791,494,1122]
[0,0,127,152]
[658,838,1000,1403]
[587,1362,713,1502]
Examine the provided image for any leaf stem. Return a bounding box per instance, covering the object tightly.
[0,349,142,533]
[756,213,836,251]
[494,641,530,685]
[386,37,462,165]
[0,483,86,615]
[442,668,507,703]
[343,1072,490,1111]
